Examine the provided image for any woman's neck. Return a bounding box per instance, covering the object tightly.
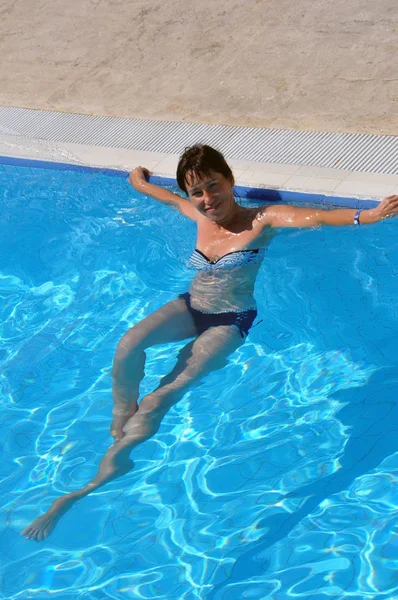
[215,202,245,229]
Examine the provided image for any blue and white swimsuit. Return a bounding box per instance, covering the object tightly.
[180,247,265,338]
[189,247,266,271]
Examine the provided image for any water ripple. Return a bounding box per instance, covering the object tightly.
[1,167,398,599]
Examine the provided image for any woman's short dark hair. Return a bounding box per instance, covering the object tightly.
[176,144,233,194]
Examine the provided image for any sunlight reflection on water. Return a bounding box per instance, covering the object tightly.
[1,165,398,599]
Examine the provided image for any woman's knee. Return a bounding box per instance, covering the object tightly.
[138,391,176,419]
[122,395,170,439]
[112,327,147,380]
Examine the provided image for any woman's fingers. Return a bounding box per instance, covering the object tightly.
[128,166,150,186]
[142,167,150,178]
[378,195,398,217]
[382,194,398,204]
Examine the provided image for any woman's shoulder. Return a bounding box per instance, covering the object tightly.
[242,205,272,228]
[248,206,277,244]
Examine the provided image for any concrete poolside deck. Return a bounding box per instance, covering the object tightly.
[1,108,398,200]
[1,0,398,136]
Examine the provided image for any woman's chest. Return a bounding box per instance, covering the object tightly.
[196,221,274,259]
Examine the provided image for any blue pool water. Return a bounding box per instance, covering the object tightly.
[1,162,398,600]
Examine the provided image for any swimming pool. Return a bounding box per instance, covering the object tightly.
[1,160,398,600]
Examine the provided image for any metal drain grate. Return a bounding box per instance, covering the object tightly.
[0,106,397,175]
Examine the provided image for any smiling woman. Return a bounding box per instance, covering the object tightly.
[22,144,398,543]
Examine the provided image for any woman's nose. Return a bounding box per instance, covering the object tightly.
[202,189,212,203]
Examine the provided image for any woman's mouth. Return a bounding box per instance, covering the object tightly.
[206,202,221,213]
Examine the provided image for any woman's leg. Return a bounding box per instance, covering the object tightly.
[21,325,243,541]
[120,324,244,444]
[111,296,197,441]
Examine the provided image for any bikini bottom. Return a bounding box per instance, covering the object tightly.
[179,292,258,339]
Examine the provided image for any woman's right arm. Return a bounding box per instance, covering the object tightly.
[129,167,197,221]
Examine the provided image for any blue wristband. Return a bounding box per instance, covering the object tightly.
[354,209,362,225]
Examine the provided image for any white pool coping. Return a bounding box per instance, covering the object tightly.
[1,108,398,201]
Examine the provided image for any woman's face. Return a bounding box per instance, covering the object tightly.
[185,170,235,222]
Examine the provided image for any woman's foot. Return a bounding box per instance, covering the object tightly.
[21,495,78,542]
[21,451,136,542]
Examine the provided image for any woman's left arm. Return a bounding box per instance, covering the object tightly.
[262,195,398,228]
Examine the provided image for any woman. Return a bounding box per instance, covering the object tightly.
[22,144,398,541]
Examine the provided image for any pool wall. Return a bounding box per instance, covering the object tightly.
[0,154,381,210]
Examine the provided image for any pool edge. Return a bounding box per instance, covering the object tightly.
[0,152,381,209]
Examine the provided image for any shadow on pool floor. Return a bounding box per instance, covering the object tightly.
[207,365,398,598]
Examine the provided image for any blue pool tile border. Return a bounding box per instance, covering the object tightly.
[0,154,379,209]
[0,154,127,177]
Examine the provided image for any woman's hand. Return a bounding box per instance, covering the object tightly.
[371,194,398,221]
[128,166,150,189]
